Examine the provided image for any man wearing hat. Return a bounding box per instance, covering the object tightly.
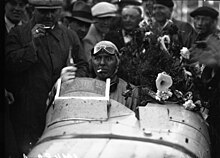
[5,0,89,156]
[152,0,197,48]
[190,6,220,158]
[65,0,93,42]
[61,40,139,112]
[190,6,219,41]
[82,1,118,63]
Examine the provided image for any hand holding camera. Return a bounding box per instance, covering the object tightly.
[31,24,53,38]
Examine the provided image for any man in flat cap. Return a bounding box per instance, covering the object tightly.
[190,6,220,158]
[152,0,197,48]
[82,1,118,63]
[190,6,219,41]
[5,0,89,156]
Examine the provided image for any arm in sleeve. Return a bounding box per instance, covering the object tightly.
[5,28,38,74]
[82,38,94,62]
[125,86,140,112]
[71,35,89,77]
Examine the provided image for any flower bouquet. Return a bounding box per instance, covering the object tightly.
[120,18,205,117]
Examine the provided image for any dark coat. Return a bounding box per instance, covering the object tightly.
[105,28,125,51]
[5,20,88,154]
[172,18,197,48]
[201,66,220,158]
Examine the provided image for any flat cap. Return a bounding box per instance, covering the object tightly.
[28,0,63,9]
[92,2,117,18]
[190,6,219,19]
[112,0,142,6]
[154,0,174,8]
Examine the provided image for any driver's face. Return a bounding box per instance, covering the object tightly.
[92,50,118,81]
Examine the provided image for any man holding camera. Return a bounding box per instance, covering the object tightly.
[5,0,88,156]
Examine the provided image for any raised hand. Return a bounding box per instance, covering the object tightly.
[31,24,46,38]
[60,66,78,83]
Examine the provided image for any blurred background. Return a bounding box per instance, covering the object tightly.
[62,0,220,25]
[172,0,220,26]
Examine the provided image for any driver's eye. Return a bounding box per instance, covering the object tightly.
[94,56,101,61]
[105,56,112,61]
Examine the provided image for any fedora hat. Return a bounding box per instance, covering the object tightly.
[67,1,93,23]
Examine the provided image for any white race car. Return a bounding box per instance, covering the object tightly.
[27,77,210,158]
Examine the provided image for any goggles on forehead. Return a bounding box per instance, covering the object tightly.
[93,45,118,55]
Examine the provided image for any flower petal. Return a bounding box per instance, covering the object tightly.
[156,72,173,91]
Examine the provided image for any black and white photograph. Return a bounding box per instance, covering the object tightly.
[4,0,220,157]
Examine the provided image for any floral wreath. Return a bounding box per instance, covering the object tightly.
[120,18,208,119]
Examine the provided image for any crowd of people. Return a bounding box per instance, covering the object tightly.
[4,0,220,157]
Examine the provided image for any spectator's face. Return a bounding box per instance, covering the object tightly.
[5,0,26,24]
[153,4,172,24]
[68,18,91,40]
[92,50,118,81]
[34,8,61,27]
[121,7,142,31]
[94,17,112,34]
[193,15,215,35]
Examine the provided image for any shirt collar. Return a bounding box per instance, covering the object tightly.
[5,16,22,33]
[122,29,132,43]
